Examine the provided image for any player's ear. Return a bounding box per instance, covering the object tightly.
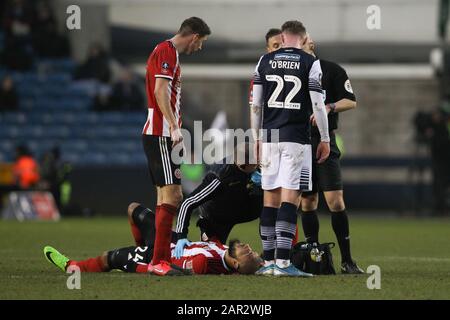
[232,259,239,270]
[301,35,308,47]
[192,33,200,41]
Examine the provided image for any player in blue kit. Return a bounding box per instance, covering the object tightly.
[250,21,330,277]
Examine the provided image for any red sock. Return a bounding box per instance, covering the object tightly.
[68,256,108,272]
[135,264,149,273]
[152,203,176,265]
[292,224,299,246]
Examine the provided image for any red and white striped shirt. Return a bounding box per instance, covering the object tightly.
[143,40,181,137]
[170,241,232,275]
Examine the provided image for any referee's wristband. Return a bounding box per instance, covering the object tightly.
[328,103,336,114]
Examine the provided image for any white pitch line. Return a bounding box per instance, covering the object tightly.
[372,256,450,263]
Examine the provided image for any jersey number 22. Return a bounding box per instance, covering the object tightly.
[266,75,301,110]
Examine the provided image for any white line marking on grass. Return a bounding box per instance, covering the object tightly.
[374,256,450,263]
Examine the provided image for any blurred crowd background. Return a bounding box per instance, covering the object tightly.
[0,0,449,217]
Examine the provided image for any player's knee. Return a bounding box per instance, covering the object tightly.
[165,192,182,207]
[128,202,141,218]
[101,252,109,269]
[301,195,318,211]
[328,198,345,212]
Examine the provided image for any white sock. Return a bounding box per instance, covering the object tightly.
[276,259,291,268]
[264,260,274,267]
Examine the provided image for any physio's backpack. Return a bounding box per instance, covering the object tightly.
[290,242,336,275]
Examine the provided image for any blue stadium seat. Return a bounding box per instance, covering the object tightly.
[44,126,71,139]
[36,58,76,74]
[81,152,107,165]
[63,153,81,164]
[0,112,27,124]
[0,125,20,138]
[98,112,124,124]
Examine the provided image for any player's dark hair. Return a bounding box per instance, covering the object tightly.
[281,20,306,36]
[178,17,211,37]
[228,239,240,258]
[265,28,282,44]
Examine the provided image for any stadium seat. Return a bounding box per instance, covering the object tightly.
[0,112,27,124]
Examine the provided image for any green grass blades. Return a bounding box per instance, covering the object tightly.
[0,216,449,299]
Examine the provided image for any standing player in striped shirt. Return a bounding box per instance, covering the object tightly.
[251,21,330,277]
[142,17,211,270]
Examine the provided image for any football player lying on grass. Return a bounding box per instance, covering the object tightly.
[44,202,263,276]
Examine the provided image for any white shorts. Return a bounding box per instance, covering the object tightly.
[261,142,312,191]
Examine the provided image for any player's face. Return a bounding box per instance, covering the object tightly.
[235,242,257,260]
[266,34,282,53]
[302,35,315,56]
[234,242,263,274]
[186,34,208,54]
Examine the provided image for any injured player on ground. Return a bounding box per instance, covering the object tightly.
[43,202,263,276]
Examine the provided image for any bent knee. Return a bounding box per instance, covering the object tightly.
[172,191,183,206]
[165,191,183,207]
[101,251,109,269]
[128,202,141,218]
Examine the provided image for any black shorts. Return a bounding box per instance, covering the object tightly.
[106,205,178,272]
[107,205,155,272]
[142,135,181,186]
[107,245,153,272]
[302,132,343,196]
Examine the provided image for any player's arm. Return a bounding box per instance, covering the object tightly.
[308,59,330,163]
[328,64,357,112]
[171,255,209,274]
[250,57,264,160]
[250,84,263,139]
[250,57,264,139]
[154,78,182,146]
[331,98,356,112]
[153,46,182,146]
[311,98,356,126]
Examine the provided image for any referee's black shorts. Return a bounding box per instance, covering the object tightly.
[302,132,343,196]
[142,134,181,186]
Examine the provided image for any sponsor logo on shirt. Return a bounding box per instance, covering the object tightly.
[274,53,300,61]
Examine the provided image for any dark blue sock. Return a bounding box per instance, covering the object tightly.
[276,202,298,261]
[260,206,277,261]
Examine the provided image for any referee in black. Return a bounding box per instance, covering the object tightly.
[300,35,364,274]
[173,144,263,257]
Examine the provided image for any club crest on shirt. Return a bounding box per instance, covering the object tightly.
[345,79,353,93]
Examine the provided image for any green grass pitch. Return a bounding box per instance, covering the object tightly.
[1,215,449,300]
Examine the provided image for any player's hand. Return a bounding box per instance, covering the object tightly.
[250,171,261,186]
[174,238,191,259]
[170,126,183,147]
[316,141,330,164]
[310,114,317,127]
[253,140,262,164]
